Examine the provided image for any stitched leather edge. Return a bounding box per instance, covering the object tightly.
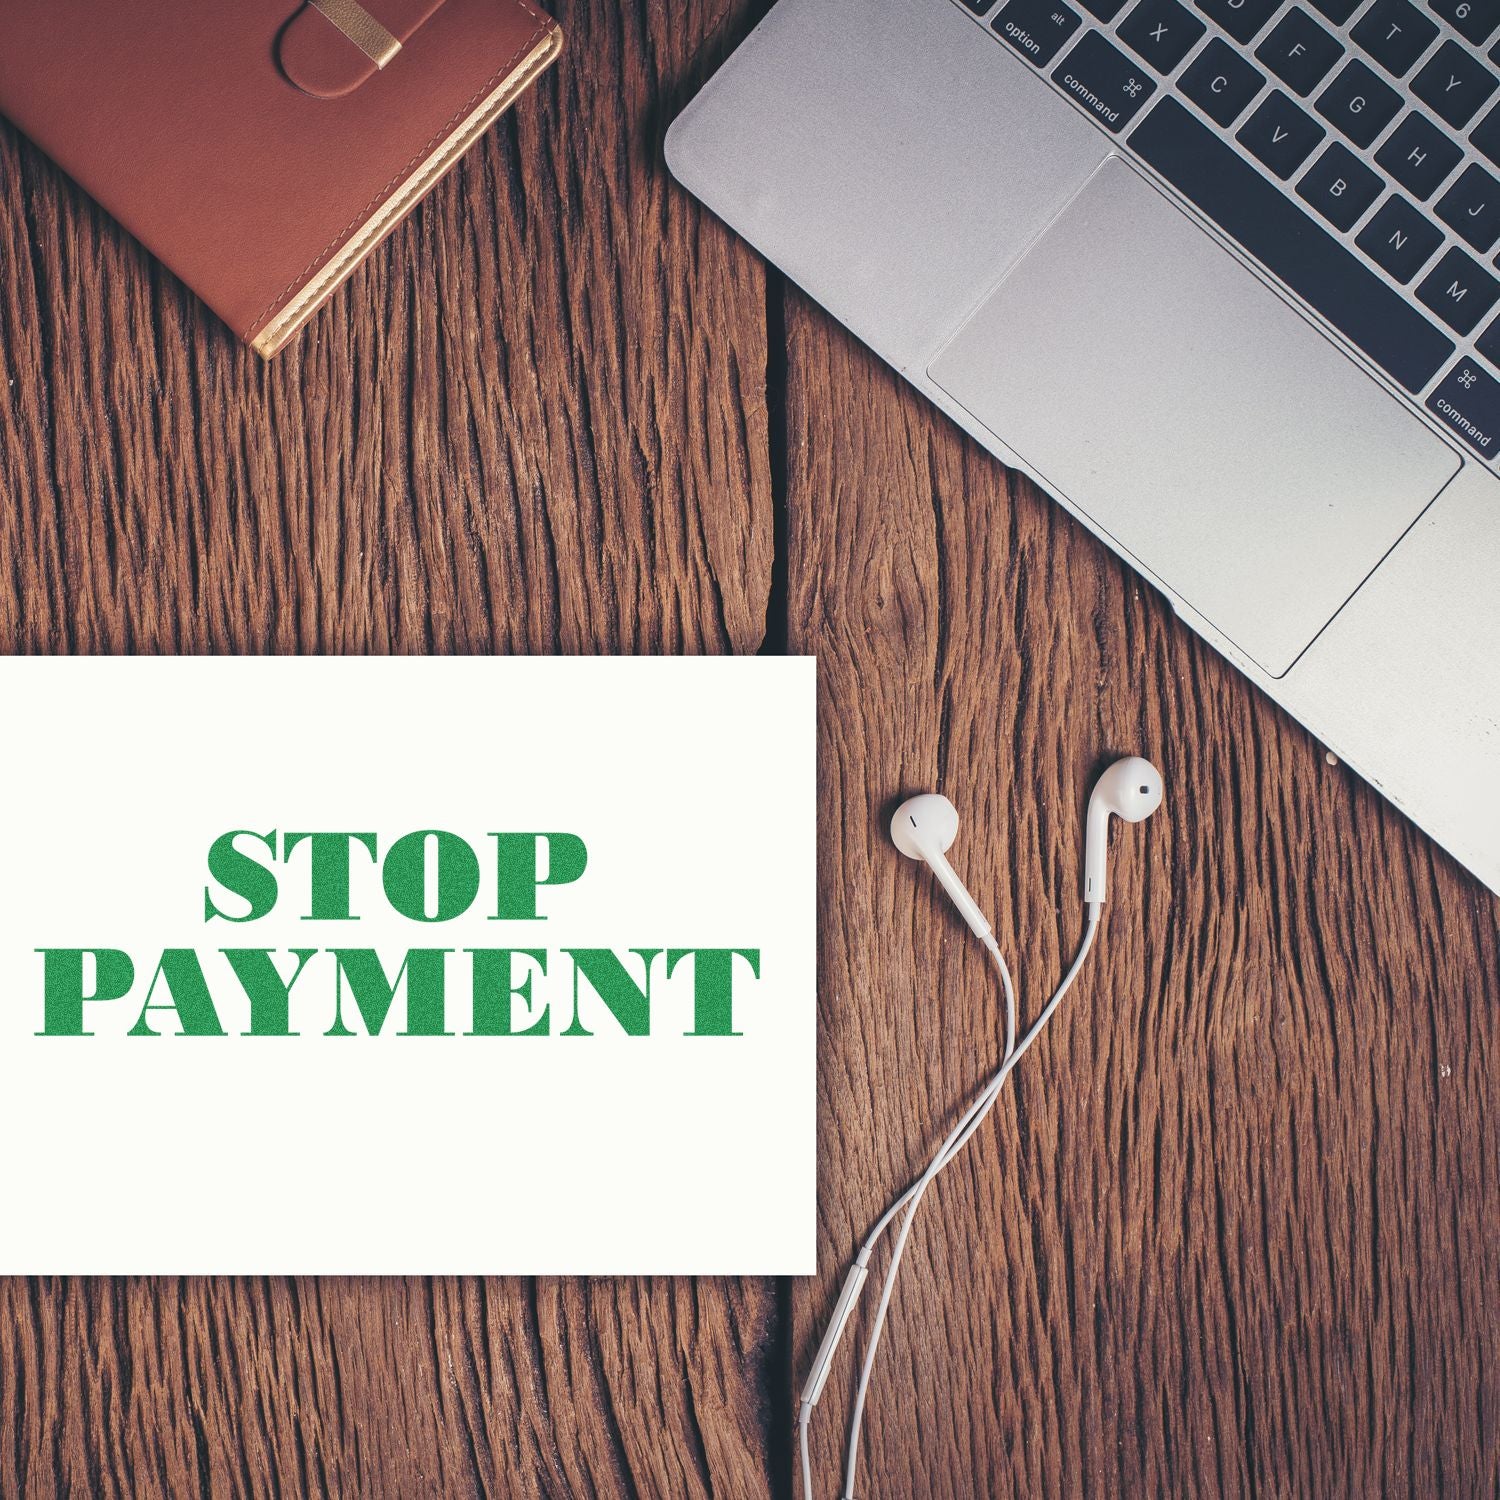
[246,0,554,347]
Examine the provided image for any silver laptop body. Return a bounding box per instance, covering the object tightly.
[666,0,1500,895]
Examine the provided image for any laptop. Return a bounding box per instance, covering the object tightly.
[665,0,1500,895]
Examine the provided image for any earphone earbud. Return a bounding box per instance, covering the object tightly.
[805,755,1167,1500]
[890,793,996,949]
[1083,755,1163,907]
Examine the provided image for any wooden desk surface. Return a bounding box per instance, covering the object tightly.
[1,3,1496,1495]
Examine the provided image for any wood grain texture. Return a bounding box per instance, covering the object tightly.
[0,3,780,1497]
[783,291,1500,1498]
[0,1,771,658]
[1,0,1498,1495]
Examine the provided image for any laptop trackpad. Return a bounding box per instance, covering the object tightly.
[927,156,1461,677]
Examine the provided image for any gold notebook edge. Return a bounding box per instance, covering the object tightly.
[250,20,562,358]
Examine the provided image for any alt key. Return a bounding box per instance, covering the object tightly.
[994,0,1082,66]
[1427,358,1500,458]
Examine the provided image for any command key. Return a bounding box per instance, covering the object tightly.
[1051,32,1156,134]
[1427,358,1500,459]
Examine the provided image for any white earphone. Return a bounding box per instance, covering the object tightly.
[799,757,1164,1500]
[1084,754,1163,906]
[890,792,1001,953]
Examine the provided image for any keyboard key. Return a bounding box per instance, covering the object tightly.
[1128,98,1455,389]
[1436,163,1500,250]
[1429,0,1500,45]
[1180,37,1265,123]
[1352,0,1440,76]
[1412,42,1498,129]
[1238,89,1327,176]
[1298,142,1383,228]
[1417,245,1500,332]
[1309,0,1361,20]
[1256,8,1344,96]
[1052,32,1157,130]
[1119,0,1206,69]
[1427,358,1500,455]
[1477,314,1500,365]
[1375,112,1464,198]
[1355,193,1445,279]
[1079,0,1130,17]
[993,0,1082,65]
[1194,0,1279,44]
[1473,101,1500,165]
[1316,60,1403,146]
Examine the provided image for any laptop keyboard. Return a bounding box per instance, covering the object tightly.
[961,0,1500,459]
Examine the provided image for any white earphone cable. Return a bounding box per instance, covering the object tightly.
[840,910,1098,1498]
[798,940,1014,1500]
[800,908,1101,1500]
[801,1398,814,1499]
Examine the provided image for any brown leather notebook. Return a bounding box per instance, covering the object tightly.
[0,0,561,356]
